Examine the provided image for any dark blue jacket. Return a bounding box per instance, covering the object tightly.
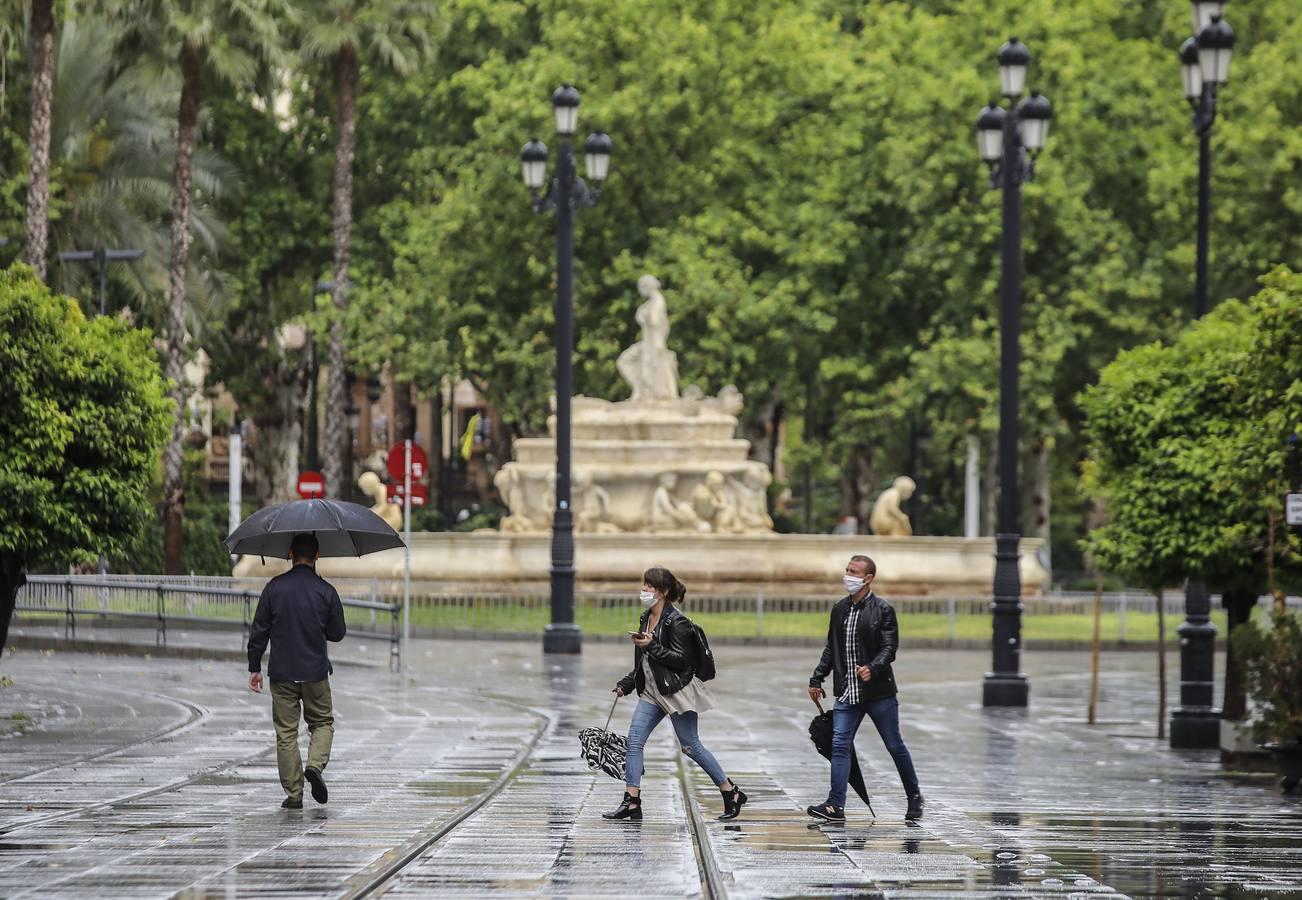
[248,565,346,682]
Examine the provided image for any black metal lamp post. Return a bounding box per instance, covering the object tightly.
[1171,2,1236,750]
[57,248,145,316]
[974,38,1052,708]
[520,85,613,655]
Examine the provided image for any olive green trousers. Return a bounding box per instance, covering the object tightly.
[270,678,334,800]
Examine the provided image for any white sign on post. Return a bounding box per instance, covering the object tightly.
[402,439,412,670]
[1286,493,1302,527]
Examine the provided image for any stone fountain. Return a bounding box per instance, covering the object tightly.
[236,275,1047,597]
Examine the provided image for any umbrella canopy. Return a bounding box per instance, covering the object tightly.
[809,701,875,815]
[224,499,404,559]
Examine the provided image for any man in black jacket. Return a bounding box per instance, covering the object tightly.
[807,554,923,822]
[248,533,347,810]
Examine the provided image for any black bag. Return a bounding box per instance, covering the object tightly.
[687,618,716,681]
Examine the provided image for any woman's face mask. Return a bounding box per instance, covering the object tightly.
[639,589,658,607]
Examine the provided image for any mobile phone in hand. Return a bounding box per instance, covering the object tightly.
[627,631,645,638]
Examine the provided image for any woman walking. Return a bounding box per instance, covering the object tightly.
[604,567,746,822]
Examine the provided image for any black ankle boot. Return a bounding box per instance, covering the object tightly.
[602,791,643,821]
[718,784,747,821]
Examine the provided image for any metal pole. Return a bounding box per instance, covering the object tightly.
[1172,83,1220,749]
[402,439,412,668]
[984,104,1029,707]
[543,139,581,654]
[97,249,107,317]
[228,427,242,565]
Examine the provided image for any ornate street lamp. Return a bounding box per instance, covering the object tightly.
[520,86,612,655]
[973,38,1052,708]
[1171,2,1236,750]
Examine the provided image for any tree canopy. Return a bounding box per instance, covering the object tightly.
[0,264,171,648]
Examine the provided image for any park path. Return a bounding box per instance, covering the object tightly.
[1,638,1300,898]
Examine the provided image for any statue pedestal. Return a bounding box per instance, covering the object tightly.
[234,532,1049,597]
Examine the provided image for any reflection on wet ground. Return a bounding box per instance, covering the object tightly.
[0,639,1299,897]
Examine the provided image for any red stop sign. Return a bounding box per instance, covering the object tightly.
[297,470,326,499]
[386,442,429,482]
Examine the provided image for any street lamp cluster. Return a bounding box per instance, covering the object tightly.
[972,38,1052,708]
[1173,0,1236,750]
[519,86,612,655]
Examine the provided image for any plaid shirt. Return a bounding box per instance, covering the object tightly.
[839,596,868,704]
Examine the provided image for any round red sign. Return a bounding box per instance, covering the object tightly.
[386,442,429,481]
[297,470,326,499]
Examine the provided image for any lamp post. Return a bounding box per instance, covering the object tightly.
[57,248,145,316]
[1171,1,1236,750]
[974,38,1052,707]
[520,85,612,655]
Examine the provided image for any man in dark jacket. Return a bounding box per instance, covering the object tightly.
[807,554,923,822]
[248,533,346,809]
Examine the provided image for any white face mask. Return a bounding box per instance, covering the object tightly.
[639,590,658,607]
[843,575,867,594]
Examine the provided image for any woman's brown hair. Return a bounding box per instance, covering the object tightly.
[643,566,687,604]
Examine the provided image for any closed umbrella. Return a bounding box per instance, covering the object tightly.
[224,498,404,559]
[578,695,641,782]
[808,698,875,815]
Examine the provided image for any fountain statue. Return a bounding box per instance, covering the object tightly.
[494,274,774,535]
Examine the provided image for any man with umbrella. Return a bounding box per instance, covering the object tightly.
[247,533,347,810]
[807,555,924,822]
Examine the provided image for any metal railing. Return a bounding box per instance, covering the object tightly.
[16,575,1299,647]
[15,575,402,668]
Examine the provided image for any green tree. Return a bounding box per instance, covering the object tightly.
[301,0,440,499]
[0,264,171,651]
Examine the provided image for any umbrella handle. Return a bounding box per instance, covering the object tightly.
[604,693,620,732]
[813,697,825,715]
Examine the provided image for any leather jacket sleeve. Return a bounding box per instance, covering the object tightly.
[645,617,693,672]
[617,667,636,695]
[867,603,899,674]
[810,615,834,687]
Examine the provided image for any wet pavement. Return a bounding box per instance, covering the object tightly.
[1,637,1299,898]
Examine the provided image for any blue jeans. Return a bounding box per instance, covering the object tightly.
[830,696,920,807]
[625,700,729,789]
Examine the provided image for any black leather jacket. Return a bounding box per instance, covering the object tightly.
[616,604,696,697]
[809,592,899,702]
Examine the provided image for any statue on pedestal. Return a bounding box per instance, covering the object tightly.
[616,275,679,402]
[574,471,620,533]
[692,470,743,533]
[870,476,917,536]
[358,471,403,533]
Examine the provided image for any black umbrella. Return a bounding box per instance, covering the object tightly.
[809,698,875,815]
[224,499,404,559]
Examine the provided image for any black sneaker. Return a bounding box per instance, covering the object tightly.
[905,794,924,820]
[305,767,329,804]
[806,802,845,822]
[281,797,303,809]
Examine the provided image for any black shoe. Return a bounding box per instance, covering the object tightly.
[305,767,328,804]
[905,794,924,820]
[281,797,303,809]
[602,791,643,821]
[718,784,748,821]
[806,802,845,822]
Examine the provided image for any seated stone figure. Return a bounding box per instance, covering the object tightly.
[496,466,543,532]
[650,473,704,533]
[691,470,742,533]
[732,465,774,532]
[574,471,620,534]
[870,476,917,536]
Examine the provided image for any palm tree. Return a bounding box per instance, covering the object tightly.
[303,0,439,499]
[118,0,287,574]
[23,0,54,279]
[48,17,233,315]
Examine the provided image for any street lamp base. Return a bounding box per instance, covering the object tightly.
[1170,707,1220,749]
[543,623,582,655]
[983,672,1029,707]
